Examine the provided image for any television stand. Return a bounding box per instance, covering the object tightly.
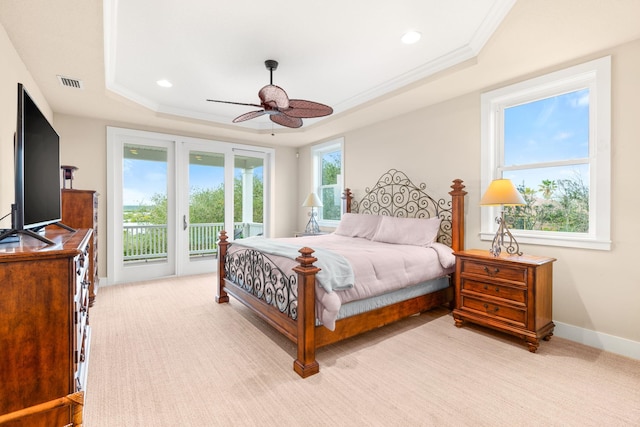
[0,222,76,246]
[0,228,54,245]
[51,221,76,232]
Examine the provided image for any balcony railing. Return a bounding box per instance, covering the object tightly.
[123,222,263,262]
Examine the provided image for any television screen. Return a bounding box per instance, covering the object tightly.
[16,83,61,230]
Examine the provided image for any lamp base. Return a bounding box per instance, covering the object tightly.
[304,210,320,234]
[489,213,522,256]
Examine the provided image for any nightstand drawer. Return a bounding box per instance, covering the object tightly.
[461,296,526,326]
[460,258,527,284]
[461,278,526,304]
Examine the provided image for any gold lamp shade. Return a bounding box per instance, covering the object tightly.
[480,179,525,206]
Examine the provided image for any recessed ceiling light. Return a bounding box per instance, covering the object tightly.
[401,31,421,45]
[156,79,173,88]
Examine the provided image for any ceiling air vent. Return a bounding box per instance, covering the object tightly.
[57,75,84,89]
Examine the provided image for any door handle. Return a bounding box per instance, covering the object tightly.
[183,215,188,231]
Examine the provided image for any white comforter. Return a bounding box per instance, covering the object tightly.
[229,233,455,330]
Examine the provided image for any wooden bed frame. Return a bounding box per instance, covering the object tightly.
[216,170,466,378]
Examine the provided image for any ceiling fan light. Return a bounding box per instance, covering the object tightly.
[401,31,421,44]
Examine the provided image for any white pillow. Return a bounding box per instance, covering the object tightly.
[334,213,382,240]
[371,216,441,246]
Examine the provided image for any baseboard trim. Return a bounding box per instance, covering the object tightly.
[554,321,640,360]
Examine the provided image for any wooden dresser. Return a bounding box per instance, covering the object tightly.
[62,189,99,306]
[0,228,92,426]
[452,249,556,352]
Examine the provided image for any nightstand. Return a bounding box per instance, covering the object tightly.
[452,249,556,352]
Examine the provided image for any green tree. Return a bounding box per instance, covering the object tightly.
[539,180,557,199]
[555,176,589,232]
[190,183,225,223]
[123,175,264,257]
[126,174,263,226]
[508,183,537,230]
[505,174,588,233]
[321,152,342,220]
[233,174,263,223]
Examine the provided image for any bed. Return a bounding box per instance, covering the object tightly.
[216,169,467,377]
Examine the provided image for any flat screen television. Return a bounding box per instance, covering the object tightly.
[0,83,70,245]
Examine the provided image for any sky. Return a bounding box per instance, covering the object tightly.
[502,88,590,196]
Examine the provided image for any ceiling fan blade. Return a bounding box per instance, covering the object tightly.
[285,99,334,118]
[207,99,262,108]
[259,85,289,109]
[232,110,267,123]
[270,112,303,128]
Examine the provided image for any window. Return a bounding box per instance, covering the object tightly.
[311,138,344,225]
[481,56,611,250]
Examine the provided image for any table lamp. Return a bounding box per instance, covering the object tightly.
[302,192,323,234]
[480,178,525,256]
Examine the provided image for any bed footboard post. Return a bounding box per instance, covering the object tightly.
[292,247,321,378]
[216,230,230,303]
[449,179,467,252]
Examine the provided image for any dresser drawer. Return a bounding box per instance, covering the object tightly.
[75,251,89,283]
[460,278,526,304]
[460,258,527,284]
[75,325,91,391]
[460,295,526,327]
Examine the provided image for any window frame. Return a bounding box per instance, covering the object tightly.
[311,138,344,226]
[480,56,611,250]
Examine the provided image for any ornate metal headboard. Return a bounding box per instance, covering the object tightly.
[348,169,455,247]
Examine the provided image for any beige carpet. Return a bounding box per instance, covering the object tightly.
[85,274,640,426]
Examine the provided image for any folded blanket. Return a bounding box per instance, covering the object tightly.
[233,236,355,293]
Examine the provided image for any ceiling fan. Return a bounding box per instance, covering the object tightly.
[207,60,333,129]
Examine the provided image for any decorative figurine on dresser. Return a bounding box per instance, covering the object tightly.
[452,179,556,352]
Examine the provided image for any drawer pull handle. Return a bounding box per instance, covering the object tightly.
[483,284,500,292]
[483,266,500,276]
[483,303,499,313]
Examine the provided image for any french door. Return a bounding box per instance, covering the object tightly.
[106,127,271,285]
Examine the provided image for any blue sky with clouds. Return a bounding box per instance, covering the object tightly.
[503,88,590,194]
